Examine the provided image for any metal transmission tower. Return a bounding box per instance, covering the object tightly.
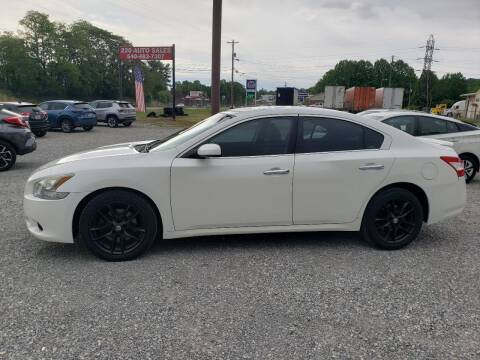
[418,34,438,108]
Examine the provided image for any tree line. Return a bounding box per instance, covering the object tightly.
[0,11,171,103]
[1,11,478,108]
[309,59,479,108]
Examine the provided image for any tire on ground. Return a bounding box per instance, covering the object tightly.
[78,189,158,261]
[361,187,423,250]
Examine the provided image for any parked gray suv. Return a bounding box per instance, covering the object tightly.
[89,100,136,128]
[0,109,37,171]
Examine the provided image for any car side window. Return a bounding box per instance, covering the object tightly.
[207,117,295,157]
[382,116,416,135]
[39,103,48,110]
[298,117,384,153]
[446,121,459,133]
[418,116,447,136]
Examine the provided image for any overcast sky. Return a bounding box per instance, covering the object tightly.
[0,0,478,90]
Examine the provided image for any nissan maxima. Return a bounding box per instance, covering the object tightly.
[24,107,467,261]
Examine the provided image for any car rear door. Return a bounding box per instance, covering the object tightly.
[293,116,394,224]
[170,116,296,231]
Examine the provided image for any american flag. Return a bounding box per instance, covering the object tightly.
[134,64,146,112]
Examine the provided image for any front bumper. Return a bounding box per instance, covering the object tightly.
[24,192,86,243]
[17,132,37,155]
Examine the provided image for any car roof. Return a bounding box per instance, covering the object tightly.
[42,100,83,103]
[365,110,467,124]
[0,102,35,106]
[91,100,130,103]
[221,106,399,131]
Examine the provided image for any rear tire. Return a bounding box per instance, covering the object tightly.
[83,125,93,131]
[361,188,423,250]
[123,122,132,127]
[0,140,16,172]
[107,116,118,128]
[61,118,73,133]
[34,130,47,137]
[460,154,477,183]
[79,190,158,261]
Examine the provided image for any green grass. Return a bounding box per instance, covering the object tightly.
[136,107,227,128]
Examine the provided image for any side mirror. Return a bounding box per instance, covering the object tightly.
[197,143,221,158]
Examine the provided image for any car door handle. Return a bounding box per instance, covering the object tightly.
[263,168,290,175]
[359,164,384,171]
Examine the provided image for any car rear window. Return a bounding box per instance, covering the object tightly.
[15,105,42,113]
[118,102,133,108]
[456,122,478,132]
[73,102,92,110]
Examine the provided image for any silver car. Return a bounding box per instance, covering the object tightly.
[89,100,136,128]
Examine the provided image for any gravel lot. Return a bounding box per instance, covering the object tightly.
[1,123,480,359]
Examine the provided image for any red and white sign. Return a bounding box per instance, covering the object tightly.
[119,46,173,61]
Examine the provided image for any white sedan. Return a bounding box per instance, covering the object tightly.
[363,111,480,183]
[24,107,466,261]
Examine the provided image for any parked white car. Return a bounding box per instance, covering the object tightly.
[24,107,466,260]
[363,111,480,183]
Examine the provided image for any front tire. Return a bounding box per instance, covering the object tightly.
[79,190,158,261]
[61,118,73,133]
[0,141,17,171]
[460,154,477,183]
[361,188,423,250]
[107,116,118,128]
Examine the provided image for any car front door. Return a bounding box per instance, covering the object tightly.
[293,116,394,224]
[94,102,109,121]
[170,116,296,231]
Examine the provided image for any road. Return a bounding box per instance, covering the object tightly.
[1,123,479,359]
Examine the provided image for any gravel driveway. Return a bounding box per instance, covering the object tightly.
[1,123,479,359]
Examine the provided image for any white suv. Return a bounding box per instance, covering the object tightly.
[90,100,136,128]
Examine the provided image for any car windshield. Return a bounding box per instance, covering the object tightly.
[149,112,234,151]
[73,102,93,110]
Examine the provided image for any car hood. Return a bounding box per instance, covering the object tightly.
[37,140,153,170]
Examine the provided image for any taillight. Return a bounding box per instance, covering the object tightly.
[3,116,30,128]
[20,111,31,117]
[41,111,48,119]
[441,156,465,178]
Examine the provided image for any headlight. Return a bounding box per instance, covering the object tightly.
[33,174,74,200]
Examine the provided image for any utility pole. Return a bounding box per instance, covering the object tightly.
[227,39,239,108]
[211,0,222,115]
[388,55,395,88]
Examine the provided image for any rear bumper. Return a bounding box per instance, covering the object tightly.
[118,116,136,123]
[427,178,467,224]
[72,117,97,127]
[29,119,49,132]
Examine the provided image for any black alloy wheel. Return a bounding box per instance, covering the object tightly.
[460,154,477,183]
[79,190,158,261]
[107,116,118,128]
[0,141,16,171]
[362,188,423,250]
